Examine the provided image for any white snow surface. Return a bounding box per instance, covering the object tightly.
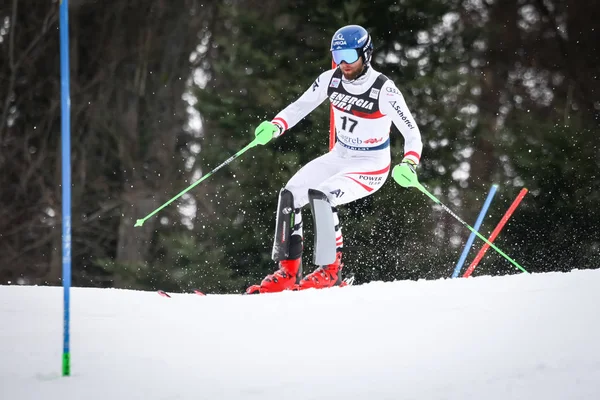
[1,269,600,400]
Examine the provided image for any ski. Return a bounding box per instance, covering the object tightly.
[157,289,206,298]
[159,276,355,297]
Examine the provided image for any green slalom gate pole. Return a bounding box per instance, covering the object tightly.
[134,130,273,227]
[392,164,528,274]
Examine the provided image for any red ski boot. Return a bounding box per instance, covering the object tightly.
[297,251,344,290]
[245,258,302,294]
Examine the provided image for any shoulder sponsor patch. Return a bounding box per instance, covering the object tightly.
[330,78,341,88]
[312,77,320,92]
[386,86,400,96]
[389,101,415,130]
[369,88,380,99]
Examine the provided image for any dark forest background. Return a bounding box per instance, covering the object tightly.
[1,0,598,293]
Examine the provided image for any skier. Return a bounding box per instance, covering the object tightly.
[246,24,423,294]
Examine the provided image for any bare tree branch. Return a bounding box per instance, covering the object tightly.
[0,4,57,141]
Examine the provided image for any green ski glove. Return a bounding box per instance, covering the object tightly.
[392,158,418,188]
[254,121,284,145]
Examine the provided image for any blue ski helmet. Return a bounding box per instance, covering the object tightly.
[330,25,373,66]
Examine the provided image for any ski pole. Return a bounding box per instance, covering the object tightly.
[391,164,528,274]
[134,129,273,227]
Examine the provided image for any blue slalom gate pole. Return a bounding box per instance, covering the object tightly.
[59,0,72,377]
[451,184,498,278]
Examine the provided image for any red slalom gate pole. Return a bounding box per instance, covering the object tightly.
[463,188,529,278]
[329,60,337,150]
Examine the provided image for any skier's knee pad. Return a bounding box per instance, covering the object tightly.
[308,189,337,265]
[272,188,302,261]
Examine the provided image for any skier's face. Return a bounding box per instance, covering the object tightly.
[340,58,364,80]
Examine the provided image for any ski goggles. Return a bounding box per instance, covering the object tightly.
[331,48,360,64]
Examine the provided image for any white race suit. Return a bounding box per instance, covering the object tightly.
[271,66,423,209]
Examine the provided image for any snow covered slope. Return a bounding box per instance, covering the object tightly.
[2,269,600,400]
